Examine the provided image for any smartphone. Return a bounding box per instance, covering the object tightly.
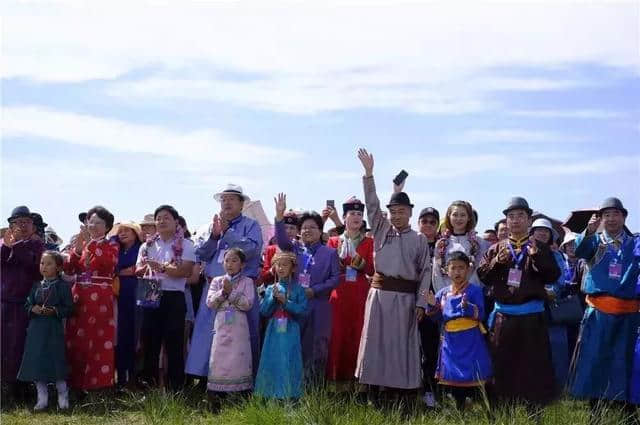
[393,169,409,186]
[326,200,335,209]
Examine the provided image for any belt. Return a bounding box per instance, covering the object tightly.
[586,295,640,315]
[370,273,417,294]
[445,317,487,334]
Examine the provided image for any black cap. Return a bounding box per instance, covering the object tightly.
[502,196,532,216]
[598,197,628,217]
[342,201,365,216]
[283,211,298,226]
[30,213,47,230]
[386,192,414,208]
[7,206,32,223]
[78,212,88,223]
[419,207,440,222]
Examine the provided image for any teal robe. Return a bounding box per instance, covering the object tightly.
[17,277,73,382]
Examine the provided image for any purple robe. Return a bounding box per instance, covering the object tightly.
[275,221,340,378]
[1,238,44,383]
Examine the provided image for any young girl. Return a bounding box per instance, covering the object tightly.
[255,251,308,400]
[425,251,492,410]
[206,248,255,411]
[17,251,73,411]
[432,201,487,294]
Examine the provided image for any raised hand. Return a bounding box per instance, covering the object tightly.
[274,193,287,221]
[425,290,437,306]
[586,213,601,234]
[321,208,331,223]
[211,214,223,238]
[357,148,374,177]
[2,229,15,247]
[393,179,406,193]
[222,277,232,295]
[461,293,468,309]
[528,238,539,256]
[497,246,511,264]
[275,289,286,304]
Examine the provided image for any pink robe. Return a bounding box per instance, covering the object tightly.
[206,274,254,392]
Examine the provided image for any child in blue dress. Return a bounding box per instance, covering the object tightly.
[425,251,492,410]
[255,251,308,400]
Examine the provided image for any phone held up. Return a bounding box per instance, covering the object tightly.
[393,170,409,186]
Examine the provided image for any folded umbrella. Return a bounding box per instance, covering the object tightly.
[563,209,632,235]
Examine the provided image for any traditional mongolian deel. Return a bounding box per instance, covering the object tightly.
[255,280,308,399]
[354,176,432,390]
[17,277,73,383]
[188,215,263,379]
[325,234,374,382]
[477,234,560,405]
[64,237,119,390]
[206,274,255,392]
[569,231,640,403]
[426,282,492,387]
[1,237,44,384]
[275,221,340,378]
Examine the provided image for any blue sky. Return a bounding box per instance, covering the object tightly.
[2,1,639,243]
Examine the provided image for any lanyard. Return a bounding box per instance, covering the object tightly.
[302,247,315,274]
[603,233,625,261]
[507,242,528,269]
[564,260,576,282]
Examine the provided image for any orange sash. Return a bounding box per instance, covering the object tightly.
[586,295,640,315]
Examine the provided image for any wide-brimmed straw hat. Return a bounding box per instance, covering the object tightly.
[110,221,143,242]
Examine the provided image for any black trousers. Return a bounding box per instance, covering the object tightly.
[141,291,186,391]
[419,317,440,393]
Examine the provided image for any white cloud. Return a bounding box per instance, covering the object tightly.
[510,109,628,119]
[391,153,640,179]
[104,74,494,115]
[456,129,588,144]
[3,2,636,115]
[3,1,637,83]
[1,106,303,165]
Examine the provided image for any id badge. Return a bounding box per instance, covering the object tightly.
[608,261,622,280]
[507,268,522,287]
[224,307,234,325]
[276,317,288,333]
[299,273,311,288]
[217,249,227,264]
[345,266,358,282]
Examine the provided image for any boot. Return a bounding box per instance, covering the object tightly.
[56,381,69,410]
[34,382,48,411]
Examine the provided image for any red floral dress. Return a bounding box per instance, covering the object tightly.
[326,235,374,381]
[64,238,119,390]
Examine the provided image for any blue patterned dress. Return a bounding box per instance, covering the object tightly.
[255,280,307,399]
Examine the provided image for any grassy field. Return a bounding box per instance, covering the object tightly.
[1,387,637,425]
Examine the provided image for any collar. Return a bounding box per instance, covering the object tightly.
[603,230,625,243]
[508,234,529,249]
[225,272,242,282]
[450,281,470,296]
[394,225,413,234]
[229,214,243,227]
[303,241,321,255]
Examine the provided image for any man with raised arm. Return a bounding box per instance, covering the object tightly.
[354,149,432,409]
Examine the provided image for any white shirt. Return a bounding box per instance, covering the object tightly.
[136,237,196,292]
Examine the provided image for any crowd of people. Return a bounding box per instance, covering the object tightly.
[1,148,639,423]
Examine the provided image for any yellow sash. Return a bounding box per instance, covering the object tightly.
[444,317,487,334]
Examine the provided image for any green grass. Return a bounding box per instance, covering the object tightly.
[1,387,637,425]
